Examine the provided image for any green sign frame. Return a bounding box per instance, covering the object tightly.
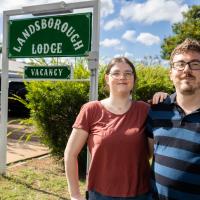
[8,13,92,58]
[24,66,71,79]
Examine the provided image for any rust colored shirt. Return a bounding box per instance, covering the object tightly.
[73,100,150,197]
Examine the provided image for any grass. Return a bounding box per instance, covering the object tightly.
[0,156,86,200]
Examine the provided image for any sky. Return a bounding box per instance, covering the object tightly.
[0,0,198,65]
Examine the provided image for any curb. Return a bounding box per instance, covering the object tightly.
[7,153,50,168]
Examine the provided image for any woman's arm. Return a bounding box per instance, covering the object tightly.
[64,128,89,200]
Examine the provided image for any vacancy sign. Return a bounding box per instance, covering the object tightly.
[8,13,92,58]
[24,66,71,79]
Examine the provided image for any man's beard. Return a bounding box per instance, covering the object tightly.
[178,74,197,95]
[179,86,195,95]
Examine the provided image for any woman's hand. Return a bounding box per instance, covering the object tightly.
[71,194,86,200]
[152,92,168,104]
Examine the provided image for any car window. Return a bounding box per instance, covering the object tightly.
[9,82,25,91]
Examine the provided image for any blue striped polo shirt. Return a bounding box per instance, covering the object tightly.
[147,93,200,200]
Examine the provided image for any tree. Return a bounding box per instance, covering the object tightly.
[161,5,200,60]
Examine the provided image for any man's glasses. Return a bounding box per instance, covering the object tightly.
[109,72,134,80]
[172,61,200,71]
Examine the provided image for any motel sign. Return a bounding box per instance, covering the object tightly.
[8,12,92,58]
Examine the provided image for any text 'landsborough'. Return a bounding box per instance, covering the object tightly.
[8,13,92,58]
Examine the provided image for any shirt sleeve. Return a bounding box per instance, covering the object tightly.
[72,102,94,133]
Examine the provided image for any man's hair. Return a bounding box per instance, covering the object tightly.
[170,38,200,63]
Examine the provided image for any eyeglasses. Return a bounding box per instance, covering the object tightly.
[172,61,200,71]
[109,72,134,80]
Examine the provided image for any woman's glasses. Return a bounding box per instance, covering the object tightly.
[109,72,134,80]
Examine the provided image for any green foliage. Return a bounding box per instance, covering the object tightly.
[74,58,90,79]
[97,63,174,101]
[28,57,71,66]
[24,58,90,174]
[98,64,109,100]
[7,118,35,142]
[161,5,200,59]
[26,80,89,158]
[134,64,174,101]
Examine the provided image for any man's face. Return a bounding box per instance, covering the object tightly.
[170,51,200,95]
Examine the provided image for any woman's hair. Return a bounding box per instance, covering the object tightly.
[106,56,137,82]
[170,38,200,64]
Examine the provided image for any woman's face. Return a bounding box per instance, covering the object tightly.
[105,62,135,96]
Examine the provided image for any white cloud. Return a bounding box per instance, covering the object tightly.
[100,0,114,17]
[114,54,123,58]
[136,33,160,46]
[104,18,123,30]
[120,0,189,24]
[115,45,125,51]
[122,30,136,42]
[100,38,120,47]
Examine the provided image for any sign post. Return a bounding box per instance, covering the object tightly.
[0,0,100,175]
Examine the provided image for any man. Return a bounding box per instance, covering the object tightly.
[147,38,200,200]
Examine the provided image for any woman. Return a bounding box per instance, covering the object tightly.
[64,57,165,200]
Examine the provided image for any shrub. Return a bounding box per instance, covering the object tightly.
[26,81,89,156]
[98,65,108,100]
[134,64,174,101]
[25,62,90,175]
[98,63,174,101]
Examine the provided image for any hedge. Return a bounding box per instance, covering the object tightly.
[23,63,174,175]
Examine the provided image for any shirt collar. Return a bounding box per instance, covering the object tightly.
[164,92,176,104]
[165,92,200,113]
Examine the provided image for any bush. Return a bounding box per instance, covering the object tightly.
[98,64,174,101]
[25,62,90,175]
[134,65,174,101]
[98,65,109,100]
[26,81,89,155]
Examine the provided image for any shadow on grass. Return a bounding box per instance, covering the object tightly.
[2,174,69,200]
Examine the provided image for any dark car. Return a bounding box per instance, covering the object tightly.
[8,81,30,116]
[0,72,30,116]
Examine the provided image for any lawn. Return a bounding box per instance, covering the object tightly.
[0,156,86,200]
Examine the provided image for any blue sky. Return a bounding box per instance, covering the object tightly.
[0,0,198,64]
[100,0,197,63]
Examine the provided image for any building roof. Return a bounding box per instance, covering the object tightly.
[0,60,25,73]
[0,55,25,73]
